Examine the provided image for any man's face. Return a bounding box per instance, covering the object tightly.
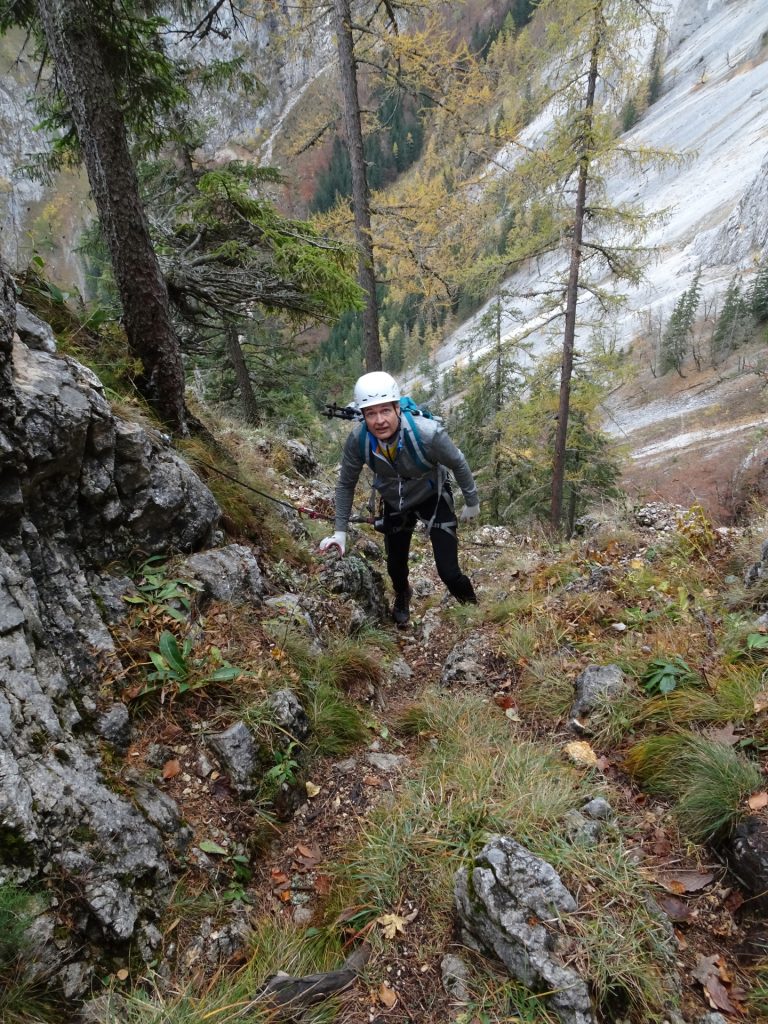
[363,401,400,440]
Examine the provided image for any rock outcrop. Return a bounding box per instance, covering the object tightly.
[454,836,595,1024]
[0,271,221,992]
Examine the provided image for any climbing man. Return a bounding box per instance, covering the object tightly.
[319,371,480,625]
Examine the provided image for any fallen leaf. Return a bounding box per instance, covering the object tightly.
[313,874,332,895]
[754,690,768,714]
[162,759,181,779]
[705,722,740,746]
[363,775,381,787]
[692,954,737,1014]
[295,844,322,870]
[305,781,320,798]
[377,912,408,940]
[279,889,292,903]
[116,968,129,981]
[657,895,693,923]
[657,870,715,893]
[378,982,397,1009]
[493,693,516,710]
[748,790,768,810]
[565,741,599,767]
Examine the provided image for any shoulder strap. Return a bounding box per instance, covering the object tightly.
[359,426,375,469]
[401,409,432,472]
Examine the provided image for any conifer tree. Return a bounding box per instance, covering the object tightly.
[659,269,701,376]
[711,276,753,362]
[750,253,768,323]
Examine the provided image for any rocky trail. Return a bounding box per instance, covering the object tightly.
[107,517,768,1024]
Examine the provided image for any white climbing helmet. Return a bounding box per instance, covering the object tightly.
[353,371,401,410]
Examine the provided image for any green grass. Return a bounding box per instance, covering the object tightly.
[635,664,763,727]
[336,691,587,912]
[119,916,345,1024]
[0,883,61,1024]
[303,680,368,756]
[625,731,763,842]
[537,837,679,1021]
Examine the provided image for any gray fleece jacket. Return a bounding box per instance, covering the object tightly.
[334,417,478,532]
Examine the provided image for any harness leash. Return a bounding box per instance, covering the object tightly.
[189,457,372,524]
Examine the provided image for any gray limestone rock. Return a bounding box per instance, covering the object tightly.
[441,952,471,1002]
[0,333,221,982]
[283,438,318,477]
[440,632,486,688]
[207,721,260,794]
[454,836,595,1024]
[580,798,613,821]
[563,809,603,846]
[15,302,57,352]
[318,554,387,624]
[570,664,628,721]
[366,751,407,772]
[269,688,310,743]
[96,703,131,754]
[180,544,264,605]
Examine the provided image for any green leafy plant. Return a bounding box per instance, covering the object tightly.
[138,631,244,700]
[641,655,697,695]
[264,743,300,787]
[124,556,203,623]
[197,841,253,903]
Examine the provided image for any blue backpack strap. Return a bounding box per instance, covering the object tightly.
[359,425,375,469]
[401,409,432,472]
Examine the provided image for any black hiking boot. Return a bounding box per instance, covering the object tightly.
[452,577,478,605]
[392,586,412,626]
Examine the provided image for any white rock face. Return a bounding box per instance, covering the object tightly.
[418,0,768,385]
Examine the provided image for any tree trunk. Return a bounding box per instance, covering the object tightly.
[332,0,382,372]
[225,325,260,425]
[35,0,188,434]
[550,2,601,531]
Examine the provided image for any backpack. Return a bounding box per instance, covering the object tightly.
[359,396,439,472]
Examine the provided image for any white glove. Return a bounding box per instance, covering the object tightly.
[318,531,347,556]
[460,503,480,521]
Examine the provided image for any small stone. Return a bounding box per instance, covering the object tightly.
[292,906,313,926]
[366,752,407,772]
[581,797,613,820]
[440,953,470,1002]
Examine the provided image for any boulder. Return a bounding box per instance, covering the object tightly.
[181,543,264,605]
[454,836,594,1024]
[283,439,318,478]
[318,554,387,624]
[0,320,220,989]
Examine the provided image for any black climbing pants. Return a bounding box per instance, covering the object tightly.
[382,491,476,603]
